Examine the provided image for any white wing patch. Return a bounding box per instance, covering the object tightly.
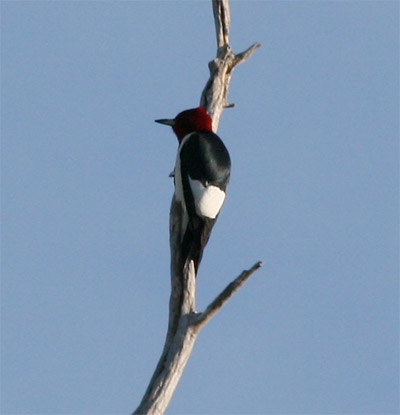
[188,177,226,219]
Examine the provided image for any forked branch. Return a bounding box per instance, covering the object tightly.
[133,1,261,414]
[201,0,261,131]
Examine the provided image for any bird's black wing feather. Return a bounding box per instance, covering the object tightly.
[179,132,231,274]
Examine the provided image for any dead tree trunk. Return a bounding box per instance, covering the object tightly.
[133,1,261,414]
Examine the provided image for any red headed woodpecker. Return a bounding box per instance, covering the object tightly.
[156,107,231,274]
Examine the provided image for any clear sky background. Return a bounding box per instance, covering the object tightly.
[2,1,399,414]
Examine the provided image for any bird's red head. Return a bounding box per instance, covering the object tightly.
[155,107,213,142]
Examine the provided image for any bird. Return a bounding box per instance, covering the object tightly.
[155,107,231,275]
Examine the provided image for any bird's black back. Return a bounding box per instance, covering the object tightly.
[179,131,231,190]
[179,131,231,274]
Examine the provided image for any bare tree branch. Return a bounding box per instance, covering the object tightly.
[234,42,262,66]
[193,261,263,329]
[201,1,261,131]
[133,1,261,414]
[212,0,231,47]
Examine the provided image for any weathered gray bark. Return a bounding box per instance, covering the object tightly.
[201,0,260,130]
[133,1,261,414]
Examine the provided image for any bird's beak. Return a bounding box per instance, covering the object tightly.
[155,118,175,126]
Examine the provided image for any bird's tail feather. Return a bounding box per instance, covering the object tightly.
[181,217,215,275]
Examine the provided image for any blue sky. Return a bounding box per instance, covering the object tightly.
[2,1,399,414]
